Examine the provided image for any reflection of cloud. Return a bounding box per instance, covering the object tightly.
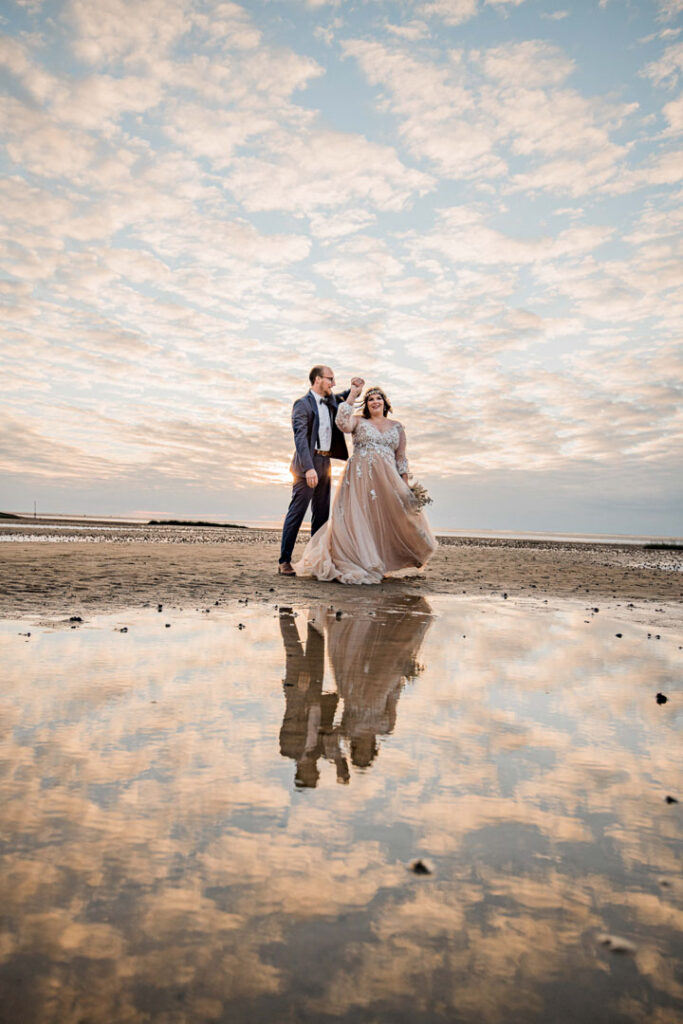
[0,600,681,1020]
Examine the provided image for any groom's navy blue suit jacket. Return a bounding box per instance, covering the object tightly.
[290,389,351,478]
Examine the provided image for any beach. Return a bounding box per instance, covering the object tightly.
[1,519,681,623]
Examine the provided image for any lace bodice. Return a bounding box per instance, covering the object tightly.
[337,402,408,476]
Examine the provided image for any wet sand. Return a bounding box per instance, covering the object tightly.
[1,522,682,623]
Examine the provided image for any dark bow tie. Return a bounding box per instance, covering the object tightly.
[320,397,332,407]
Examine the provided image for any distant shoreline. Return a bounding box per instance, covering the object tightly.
[1,512,681,549]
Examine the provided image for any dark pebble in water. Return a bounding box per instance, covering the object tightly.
[119,627,128,633]
[335,610,343,620]
[165,624,171,628]
[593,607,599,613]
[665,795,678,804]
[157,604,163,612]
[656,693,668,704]
[502,593,507,599]
[615,633,623,638]
[269,587,275,592]
[238,623,245,630]
[69,616,82,622]
[409,859,433,875]
[598,934,636,955]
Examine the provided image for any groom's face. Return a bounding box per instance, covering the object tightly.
[318,368,335,396]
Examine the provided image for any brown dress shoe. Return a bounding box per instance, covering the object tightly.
[278,561,296,576]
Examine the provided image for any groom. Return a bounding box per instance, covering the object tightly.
[278,365,364,575]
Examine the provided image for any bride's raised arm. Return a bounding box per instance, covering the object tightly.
[336,385,362,433]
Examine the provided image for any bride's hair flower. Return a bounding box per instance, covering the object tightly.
[409,480,433,511]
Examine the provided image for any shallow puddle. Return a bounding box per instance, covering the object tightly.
[0,595,681,1023]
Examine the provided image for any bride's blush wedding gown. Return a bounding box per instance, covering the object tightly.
[294,402,437,584]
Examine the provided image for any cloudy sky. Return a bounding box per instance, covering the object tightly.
[1,0,682,534]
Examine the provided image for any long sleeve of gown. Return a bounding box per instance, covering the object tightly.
[335,401,356,434]
[395,426,408,476]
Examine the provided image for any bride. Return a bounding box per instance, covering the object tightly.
[294,383,437,584]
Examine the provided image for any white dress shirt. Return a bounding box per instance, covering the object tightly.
[311,390,332,451]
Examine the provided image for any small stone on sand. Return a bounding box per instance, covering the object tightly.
[409,859,433,875]
[598,933,636,955]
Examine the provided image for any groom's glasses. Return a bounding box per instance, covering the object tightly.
[321,375,335,382]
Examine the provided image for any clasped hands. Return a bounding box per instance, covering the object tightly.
[305,376,365,489]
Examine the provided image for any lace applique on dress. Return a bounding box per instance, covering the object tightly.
[351,420,402,477]
[337,402,409,478]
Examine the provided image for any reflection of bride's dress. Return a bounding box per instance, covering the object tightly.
[294,403,438,584]
[327,596,432,769]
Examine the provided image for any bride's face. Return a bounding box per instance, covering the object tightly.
[367,393,385,416]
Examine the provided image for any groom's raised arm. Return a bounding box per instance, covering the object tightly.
[334,376,364,403]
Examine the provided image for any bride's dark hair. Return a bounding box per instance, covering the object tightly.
[362,387,391,418]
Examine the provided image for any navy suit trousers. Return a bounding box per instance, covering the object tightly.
[279,454,331,564]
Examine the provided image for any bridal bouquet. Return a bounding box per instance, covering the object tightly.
[409,479,433,511]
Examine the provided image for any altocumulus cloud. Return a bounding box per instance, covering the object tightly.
[0,0,681,533]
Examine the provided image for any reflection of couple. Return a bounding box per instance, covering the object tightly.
[278,365,437,583]
[278,597,432,788]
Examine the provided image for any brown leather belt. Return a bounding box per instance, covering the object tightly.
[314,449,331,457]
